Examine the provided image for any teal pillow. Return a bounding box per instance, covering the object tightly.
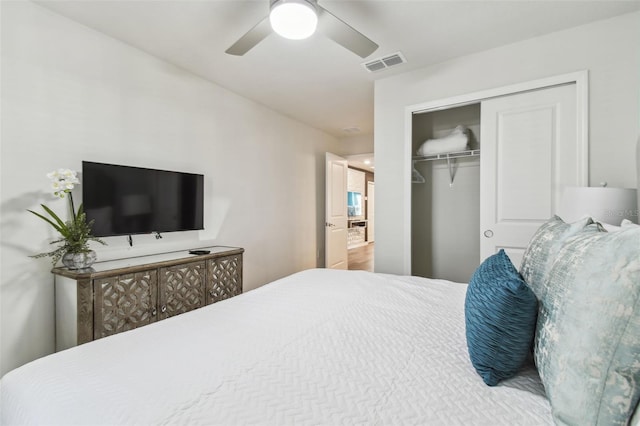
[465,249,538,386]
[535,224,640,425]
[519,215,593,301]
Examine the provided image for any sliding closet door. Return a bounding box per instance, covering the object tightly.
[480,83,583,267]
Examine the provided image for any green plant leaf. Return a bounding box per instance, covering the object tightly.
[28,209,63,233]
[40,204,67,230]
[29,198,107,265]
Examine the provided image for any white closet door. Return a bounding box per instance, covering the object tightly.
[480,83,583,267]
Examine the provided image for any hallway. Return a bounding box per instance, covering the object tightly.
[348,243,374,272]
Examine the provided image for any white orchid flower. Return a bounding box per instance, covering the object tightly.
[47,168,79,198]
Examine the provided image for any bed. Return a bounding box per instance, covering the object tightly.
[1,269,552,425]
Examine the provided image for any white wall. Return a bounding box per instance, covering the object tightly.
[0,2,343,376]
[337,134,374,155]
[374,11,640,275]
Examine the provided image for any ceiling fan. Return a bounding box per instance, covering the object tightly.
[225,0,378,58]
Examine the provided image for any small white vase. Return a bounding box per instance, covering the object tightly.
[62,251,97,270]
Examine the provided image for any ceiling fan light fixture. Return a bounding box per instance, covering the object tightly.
[269,0,318,40]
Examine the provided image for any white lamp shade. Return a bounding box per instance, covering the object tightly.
[559,187,638,226]
[270,0,318,40]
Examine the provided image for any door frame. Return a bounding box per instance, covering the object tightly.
[367,180,375,243]
[402,70,589,275]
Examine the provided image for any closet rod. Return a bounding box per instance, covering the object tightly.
[412,149,480,163]
[411,149,481,185]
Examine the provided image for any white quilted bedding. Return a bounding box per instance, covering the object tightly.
[1,269,552,425]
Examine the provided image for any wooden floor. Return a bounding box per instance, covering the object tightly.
[348,243,374,272]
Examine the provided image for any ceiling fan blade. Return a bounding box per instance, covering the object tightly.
[225,16,272,56]
[317,6,378,59]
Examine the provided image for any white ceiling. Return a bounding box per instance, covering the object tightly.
[35,0,640,138]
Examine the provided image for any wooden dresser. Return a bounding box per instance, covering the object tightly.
[53,246,243,351]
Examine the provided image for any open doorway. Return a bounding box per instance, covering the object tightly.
[345,154,374,272]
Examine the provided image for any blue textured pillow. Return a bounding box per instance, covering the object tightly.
[465,249,538,386]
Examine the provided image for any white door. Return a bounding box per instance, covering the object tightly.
[480,83,584,267]
[367,181,375,242]
[325,152,348,269]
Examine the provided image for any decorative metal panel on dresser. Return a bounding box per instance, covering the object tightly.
[53,246,243,351]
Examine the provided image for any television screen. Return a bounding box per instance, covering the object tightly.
[347,191,362,217]
[82,161,204,237]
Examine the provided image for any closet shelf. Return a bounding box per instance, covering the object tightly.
[412,149,481,185]
[412,149,480,163]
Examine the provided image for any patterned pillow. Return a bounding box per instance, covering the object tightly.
[465,249,538,386]
[519,215,593,300]
[535,224,640,425]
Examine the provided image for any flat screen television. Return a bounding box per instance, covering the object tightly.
[82,161,204,237]
[347,191,363,217]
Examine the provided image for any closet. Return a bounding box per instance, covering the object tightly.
[411,104,481,282]
[411,81,585,283]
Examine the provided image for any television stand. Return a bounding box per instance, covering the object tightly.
[52,246,243,351]
[348,220,367,248]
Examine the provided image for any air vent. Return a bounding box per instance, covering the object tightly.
[362,52,407,73]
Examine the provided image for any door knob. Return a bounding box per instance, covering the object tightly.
[483,230,494,238]
[325,222,336,227]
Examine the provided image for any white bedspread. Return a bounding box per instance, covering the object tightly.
[1,269,552,425]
